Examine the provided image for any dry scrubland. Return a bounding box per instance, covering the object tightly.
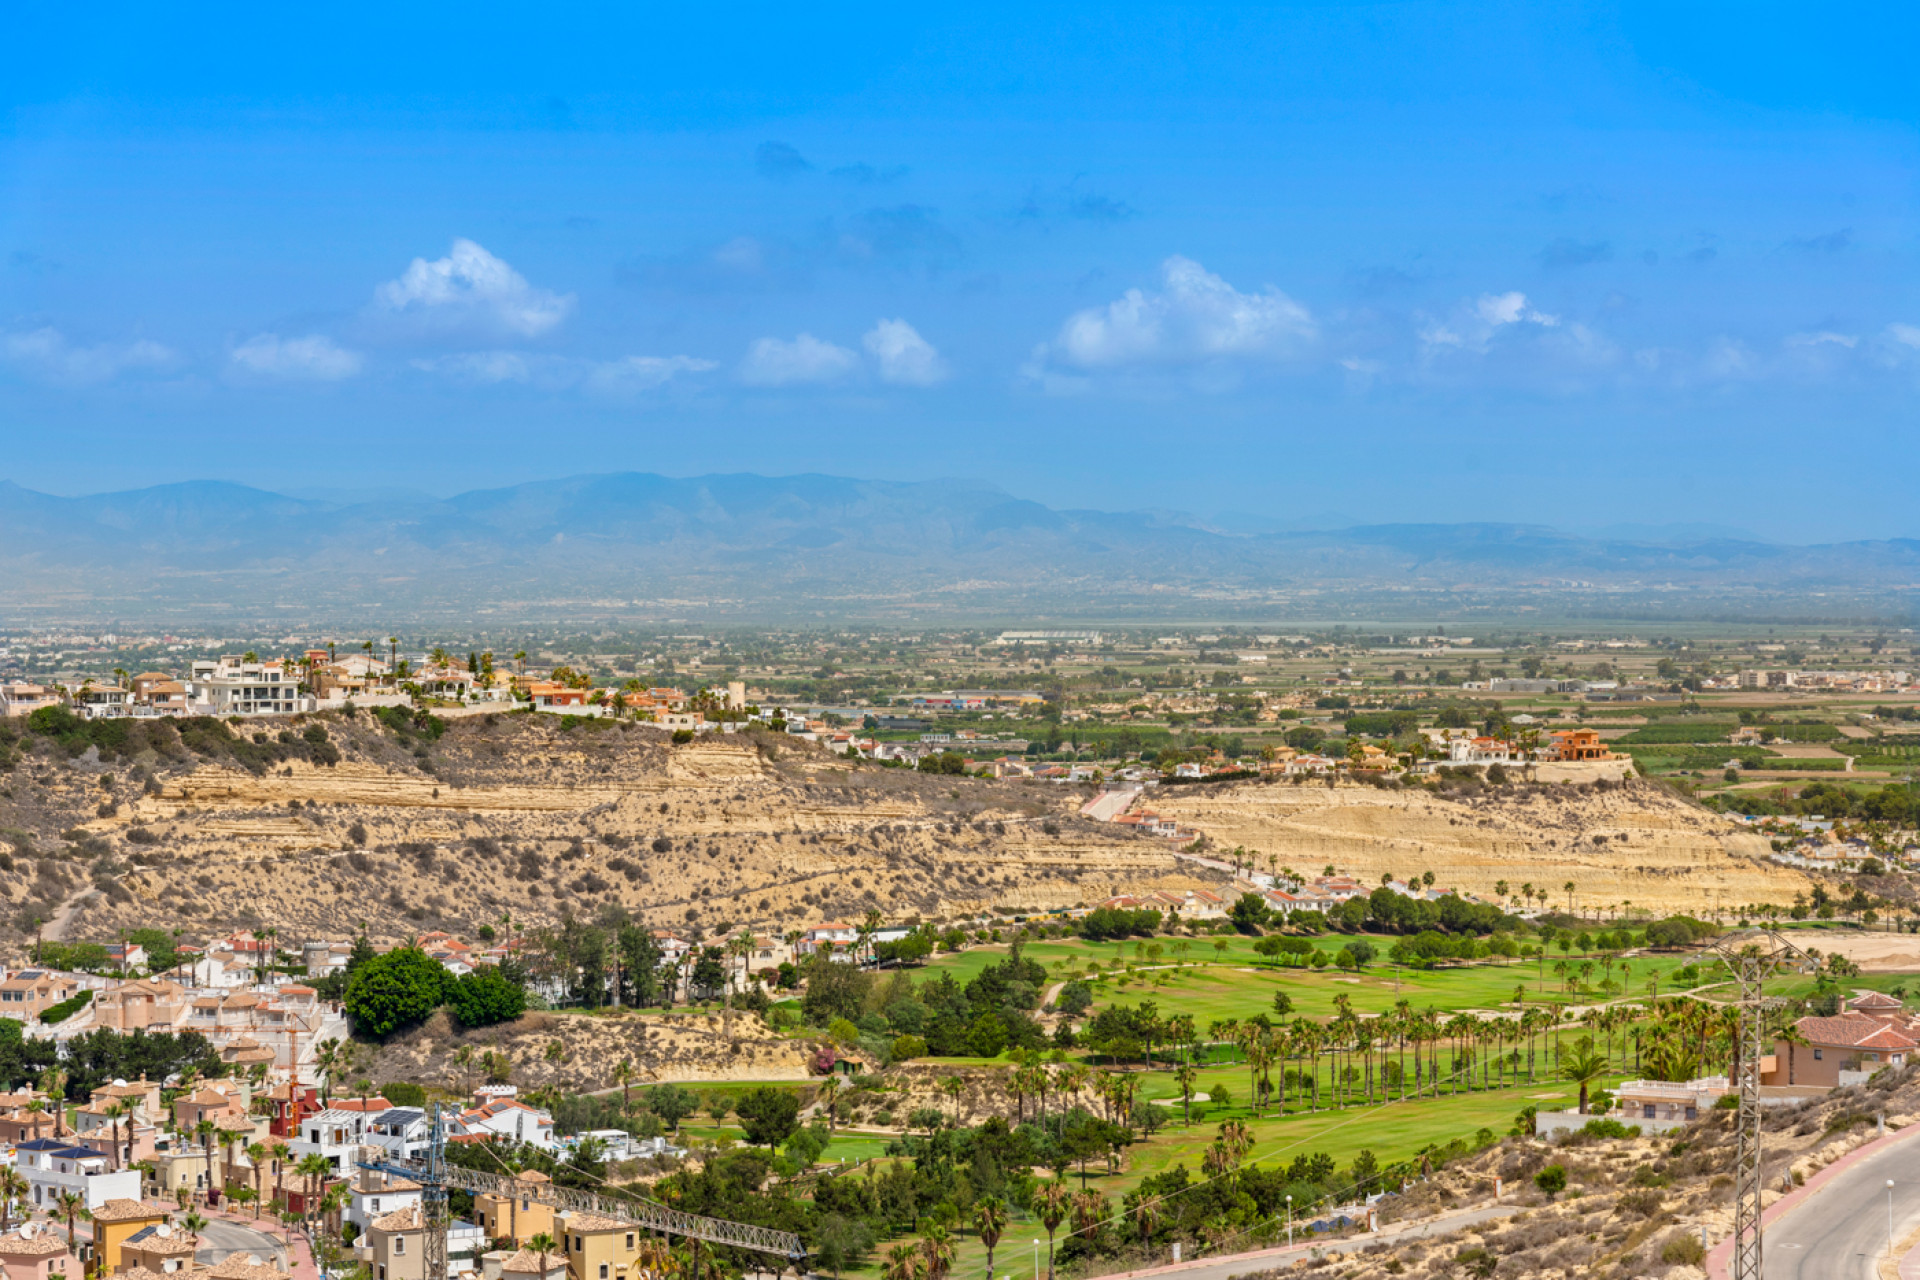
[363,1007,828,1088]
[1154,774,1810,914]
[0,711,1809,953]
[1250,1067,1920,1280]
[19,716,1190,948]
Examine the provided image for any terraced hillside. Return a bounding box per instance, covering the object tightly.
[0,712,1190,953]
[1153,772,1811,914]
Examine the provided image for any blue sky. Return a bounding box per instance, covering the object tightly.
[2,3,1917,540]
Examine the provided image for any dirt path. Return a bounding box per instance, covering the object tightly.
[42,883,98,942]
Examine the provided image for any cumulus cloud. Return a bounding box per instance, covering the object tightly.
[863,319,948,386]
[1040,255,1315,372]
[1,327,174,383]
[738,333,860,386]
[229,333,362,380]
[375,239,574,337]
[412,350,715,394]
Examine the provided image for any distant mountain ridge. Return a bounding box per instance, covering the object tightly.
[0,473,1913,623]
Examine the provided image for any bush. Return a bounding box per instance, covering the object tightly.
[1534,1164,1568,1198]
[1579,1118,1640,1139]
[891,1034,928,1061]
[1660,1233,1706,1266]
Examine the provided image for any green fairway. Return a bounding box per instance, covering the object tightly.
[916,936,1716,1032]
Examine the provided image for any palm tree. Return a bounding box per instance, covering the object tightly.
[296,1153,331,1229]
[104,1098,134,1171]
[1563,1049,1609,1114]
[245,1142,268,1219]
[882,1242,924,1280]
[0,1168,24,1230]
[941,1077,965,1125]
[1564,881,1576,916]
[1034,1183,1069,1280]
[919,1225,956,1280]
[54,1190,87,1251]
[1174,1063,1198,1126]
[973,1196,1009,1279]
[39,1066,67,1137]
[270,1141,291,1215]
[528,1232,559,1280]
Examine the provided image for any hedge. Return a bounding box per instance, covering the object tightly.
[40,992,92,1025]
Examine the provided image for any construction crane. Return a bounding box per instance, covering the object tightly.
[358,1105,808,1280]
[1709,928,1815,1280]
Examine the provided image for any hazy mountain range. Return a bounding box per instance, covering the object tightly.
[0,473,1914,624]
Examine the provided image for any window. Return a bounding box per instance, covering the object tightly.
[626,1236,634,1251]
[1814,1048,1824,1060]
[600,1267,609,1279]
[394,1239,405,1256]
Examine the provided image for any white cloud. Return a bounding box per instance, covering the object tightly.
[229,333,362,380]
[1,327,174,384]
[584,355,720,393]
[862,318,948,385]
[1785,331,1858,348]
[375,238,574,337]
[1044,255,1315,370]
[1421,291,1560,355]
[412,350,715,394]
[1889,323,1920,349]
[738,333,860,386]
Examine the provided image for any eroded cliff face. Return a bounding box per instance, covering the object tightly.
[1149,774,1809,913]
[0,710,1809,954]
[41,718,1189,948]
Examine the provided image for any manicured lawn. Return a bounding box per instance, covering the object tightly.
[922,937,1713,1027]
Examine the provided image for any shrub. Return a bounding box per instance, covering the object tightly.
[1660,1233,1706,1266]
[1534,1164,1568,1198]
[1579,1118,1639,1139]
[891,1034,928,1061]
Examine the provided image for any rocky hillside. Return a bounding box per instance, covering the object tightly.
[0,709,1814,957]
[1152,773,1809,915]
[0,710,1188,953]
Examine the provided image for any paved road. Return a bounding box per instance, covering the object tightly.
[1765,1138,1920,1280]
[1083,1204,1518,1280]
[196,1217,289,1268]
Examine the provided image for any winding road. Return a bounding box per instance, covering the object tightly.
[1762,1131,1920,1280]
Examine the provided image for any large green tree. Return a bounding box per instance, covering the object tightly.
[734,1087,801,1149]
[343,947,453,1038]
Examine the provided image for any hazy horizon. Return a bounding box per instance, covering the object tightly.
[4,4,1919,543]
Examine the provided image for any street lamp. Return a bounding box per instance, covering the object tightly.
[1286,1195,1293,1247]
[1032,1239,1040,1280]
[1890,1180,1897,1261]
